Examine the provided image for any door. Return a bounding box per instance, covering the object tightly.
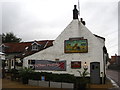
[90,62,100,84]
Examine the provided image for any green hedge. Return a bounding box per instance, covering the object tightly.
[28,72,76,83]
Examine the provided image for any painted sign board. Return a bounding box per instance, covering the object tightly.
[64,39,88,53]
[34,60,66,71]
[41,76,45,81]
[71,61,81,69]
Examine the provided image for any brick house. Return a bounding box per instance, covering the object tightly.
[108,55,120,70]
[1,40,53,70]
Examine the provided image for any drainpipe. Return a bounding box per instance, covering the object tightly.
[101,72,104,84]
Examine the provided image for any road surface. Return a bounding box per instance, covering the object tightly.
[106,69,120,87]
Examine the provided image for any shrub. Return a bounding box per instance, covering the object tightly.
[77,69,90,89]
[19,67,34,84]
[28,72,76,83]
[10,68,19,81]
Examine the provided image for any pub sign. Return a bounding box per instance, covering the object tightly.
[34,60,66,71]
[64,39,88,53]
[71,61,81,69]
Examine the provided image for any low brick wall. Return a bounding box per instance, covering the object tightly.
[50,81,61,88]
[29,80,39,86]
[62,82,74,88]
[38,81,49,87]
[28,80,74,89]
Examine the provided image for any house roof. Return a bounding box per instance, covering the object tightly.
[3,40,54,54]
[93,34,105,41]
[109,56,119,64]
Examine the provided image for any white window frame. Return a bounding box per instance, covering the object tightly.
[11,59,14,66]
[31,42,40,51]
[32,45,38,51]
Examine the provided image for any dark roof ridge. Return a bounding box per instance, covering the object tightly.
[3,40,54,44]
[21,40,54,43]
[93,34,105,41]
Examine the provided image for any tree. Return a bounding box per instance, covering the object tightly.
[2,32,22,43]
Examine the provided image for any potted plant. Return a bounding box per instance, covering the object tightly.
[19,67,34,84]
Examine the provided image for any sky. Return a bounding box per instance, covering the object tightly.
[0,0,119,57]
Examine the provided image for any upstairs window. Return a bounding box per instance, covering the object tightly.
[32,45,38,51]
[31,42,40,51]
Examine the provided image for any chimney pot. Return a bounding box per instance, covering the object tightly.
[73,5,78,19]
[81,18,86,25]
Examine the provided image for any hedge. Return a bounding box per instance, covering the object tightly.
[28,72,76,83]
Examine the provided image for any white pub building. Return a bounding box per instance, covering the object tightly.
[23,5,108,84]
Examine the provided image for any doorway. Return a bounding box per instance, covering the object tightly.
[90,62,100,84]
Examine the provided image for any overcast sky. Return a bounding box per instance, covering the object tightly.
[0,0,119,57]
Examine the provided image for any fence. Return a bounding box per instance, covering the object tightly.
[28,80,74,89]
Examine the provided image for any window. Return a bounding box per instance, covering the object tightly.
[31,42,40,51]
[28,60,35,70]
[5,60,8,66]
[92,65,94,70]
[28,60,35,64]
[32,45,38,51]
[28,65,35,70]
[11,59,14,66]
[28,60,31,64]
[71,61,81,69]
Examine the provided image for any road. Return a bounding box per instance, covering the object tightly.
[106,69,120,87]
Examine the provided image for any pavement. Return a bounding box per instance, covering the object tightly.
[1,72,120,90]
[106,69,120,87]
[2,78,46,88]
[106,69,120,90]
[107,77,119,88]
[2,78,73,90]
[1,77,117,90]
[86,77,114,89]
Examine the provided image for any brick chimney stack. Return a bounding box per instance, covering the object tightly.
[73,5,78,19]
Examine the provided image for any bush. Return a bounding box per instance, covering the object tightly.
[10,68,19,81]
[59,74,76,83]
[28,72,76,83]
[19,67,34,84]
[76,69,90,89]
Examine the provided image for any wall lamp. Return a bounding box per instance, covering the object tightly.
[83,62,88,70]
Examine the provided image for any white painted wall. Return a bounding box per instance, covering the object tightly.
[0,52,5,59]
[23,19,105,77]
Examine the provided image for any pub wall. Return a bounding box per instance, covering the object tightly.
[23,20,105,77]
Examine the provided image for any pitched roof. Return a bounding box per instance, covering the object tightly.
[110,56,120,64]
[93,34,105,41]
[3,40,54,53]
